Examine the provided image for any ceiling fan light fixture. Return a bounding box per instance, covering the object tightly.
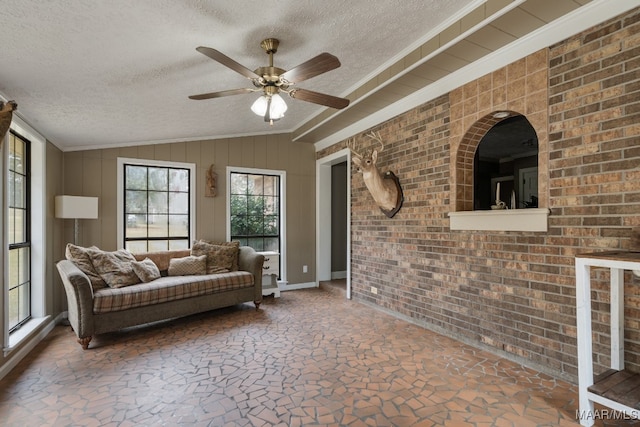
[251,93,287,122]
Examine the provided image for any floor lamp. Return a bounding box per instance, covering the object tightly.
[55,195,99,245]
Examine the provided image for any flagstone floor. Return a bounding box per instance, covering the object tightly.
[0,281,637,426]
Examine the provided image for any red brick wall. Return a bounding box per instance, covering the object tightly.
[318,8,640,381]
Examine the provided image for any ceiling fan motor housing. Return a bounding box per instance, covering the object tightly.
[253,66,287,86]
[260,38,279,54]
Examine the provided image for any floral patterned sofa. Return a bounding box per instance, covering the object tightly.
[56,241,264,349]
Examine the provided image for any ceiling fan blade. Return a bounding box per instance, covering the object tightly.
[195,46,260,80]
[189,88,254,100]
[289,88,350,109]
[280,53,341,84]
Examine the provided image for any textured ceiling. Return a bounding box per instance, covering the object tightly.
[0,0,473,150]
[0,1,635,151]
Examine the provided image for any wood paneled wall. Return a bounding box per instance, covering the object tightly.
[62,133,316,285]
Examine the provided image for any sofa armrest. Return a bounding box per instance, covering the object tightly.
[56,260,95,339]
[238,246,265,303]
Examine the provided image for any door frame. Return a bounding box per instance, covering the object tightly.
[316,148,351,299]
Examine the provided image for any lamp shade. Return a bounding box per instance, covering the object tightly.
[251,94,287,120]
[55,195,98,219]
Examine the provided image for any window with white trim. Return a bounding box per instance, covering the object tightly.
[117,158,195,253]
[227,167,286,279]
[7,131,31,332]
[229,171,281,251]
[4,116,46,351]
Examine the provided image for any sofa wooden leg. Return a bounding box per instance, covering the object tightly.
[254,301,261,310]
[78,336,92,350]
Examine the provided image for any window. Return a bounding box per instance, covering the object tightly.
[7,131,31,332]
[473,114,538,210]
[228,168,285,257]
[117,158,195,253]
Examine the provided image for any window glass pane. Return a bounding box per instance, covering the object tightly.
[264,176,277,196]
[248,237,265,252]
[13,138,25,174]
[149,215,169,237]
[19,247,30,285]
[170,169,189,192]
[231,215,247,236]
[247,216,264,236]
[148,167,168,191]
[247,175,263,195]
[126,240,148,253]
[126,214,147,237]
[264,237,279,252]
[149,240,169,252]
[264,216,279,235]
[8,287,19,330]
[169,192,189,214]
[126,190,148,213]
[169,215,188,237]
[149,192,168,214]
[169,240,189,250]
[8,171,16,206]
[231,174,247,195]
[7,208,15,244]
[125,165,148,190]
[264,196,278,215]
[16,176,26,209]
[18,284,30,323]
[16,209,26,243]
[247,195,264,216]
[8,249,19,287]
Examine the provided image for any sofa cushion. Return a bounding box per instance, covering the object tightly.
[88,249,141,288]
[65,244,108,291]
[195,240,241,271]
[191,241,239,274]
[92,271,254,313]
[133,249,191,273]
[168,255,206,276]
[131,258,161,283]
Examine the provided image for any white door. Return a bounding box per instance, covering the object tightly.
[519,167,538,207]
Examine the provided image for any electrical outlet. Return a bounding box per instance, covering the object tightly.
[303,265,308,273]
[371,286,378,295]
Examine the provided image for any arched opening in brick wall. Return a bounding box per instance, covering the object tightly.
[474,114,538,210]
[455,111,514,211]
[455,110,539,211]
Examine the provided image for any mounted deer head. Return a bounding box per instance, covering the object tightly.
[348,131,403,218]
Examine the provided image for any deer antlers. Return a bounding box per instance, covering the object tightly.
[347,131,384,158]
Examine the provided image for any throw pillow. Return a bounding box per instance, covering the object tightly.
[191,241,239,274]
[194,240,240,271]
[88,248,141,288]
[168,255,207,276]
[131,257,161,283]
[65,244,108,291]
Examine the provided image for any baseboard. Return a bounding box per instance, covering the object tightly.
[331,271,347,279]
[0,313,64,381]
[280,281,317,291]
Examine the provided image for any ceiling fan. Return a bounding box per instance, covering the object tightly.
[189,38,350,124]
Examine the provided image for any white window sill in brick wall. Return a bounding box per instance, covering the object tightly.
[448,208,550,232]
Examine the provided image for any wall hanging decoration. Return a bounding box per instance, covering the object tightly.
[348,131,403,218]
[0,100,18,145]
[206,164,217,197]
